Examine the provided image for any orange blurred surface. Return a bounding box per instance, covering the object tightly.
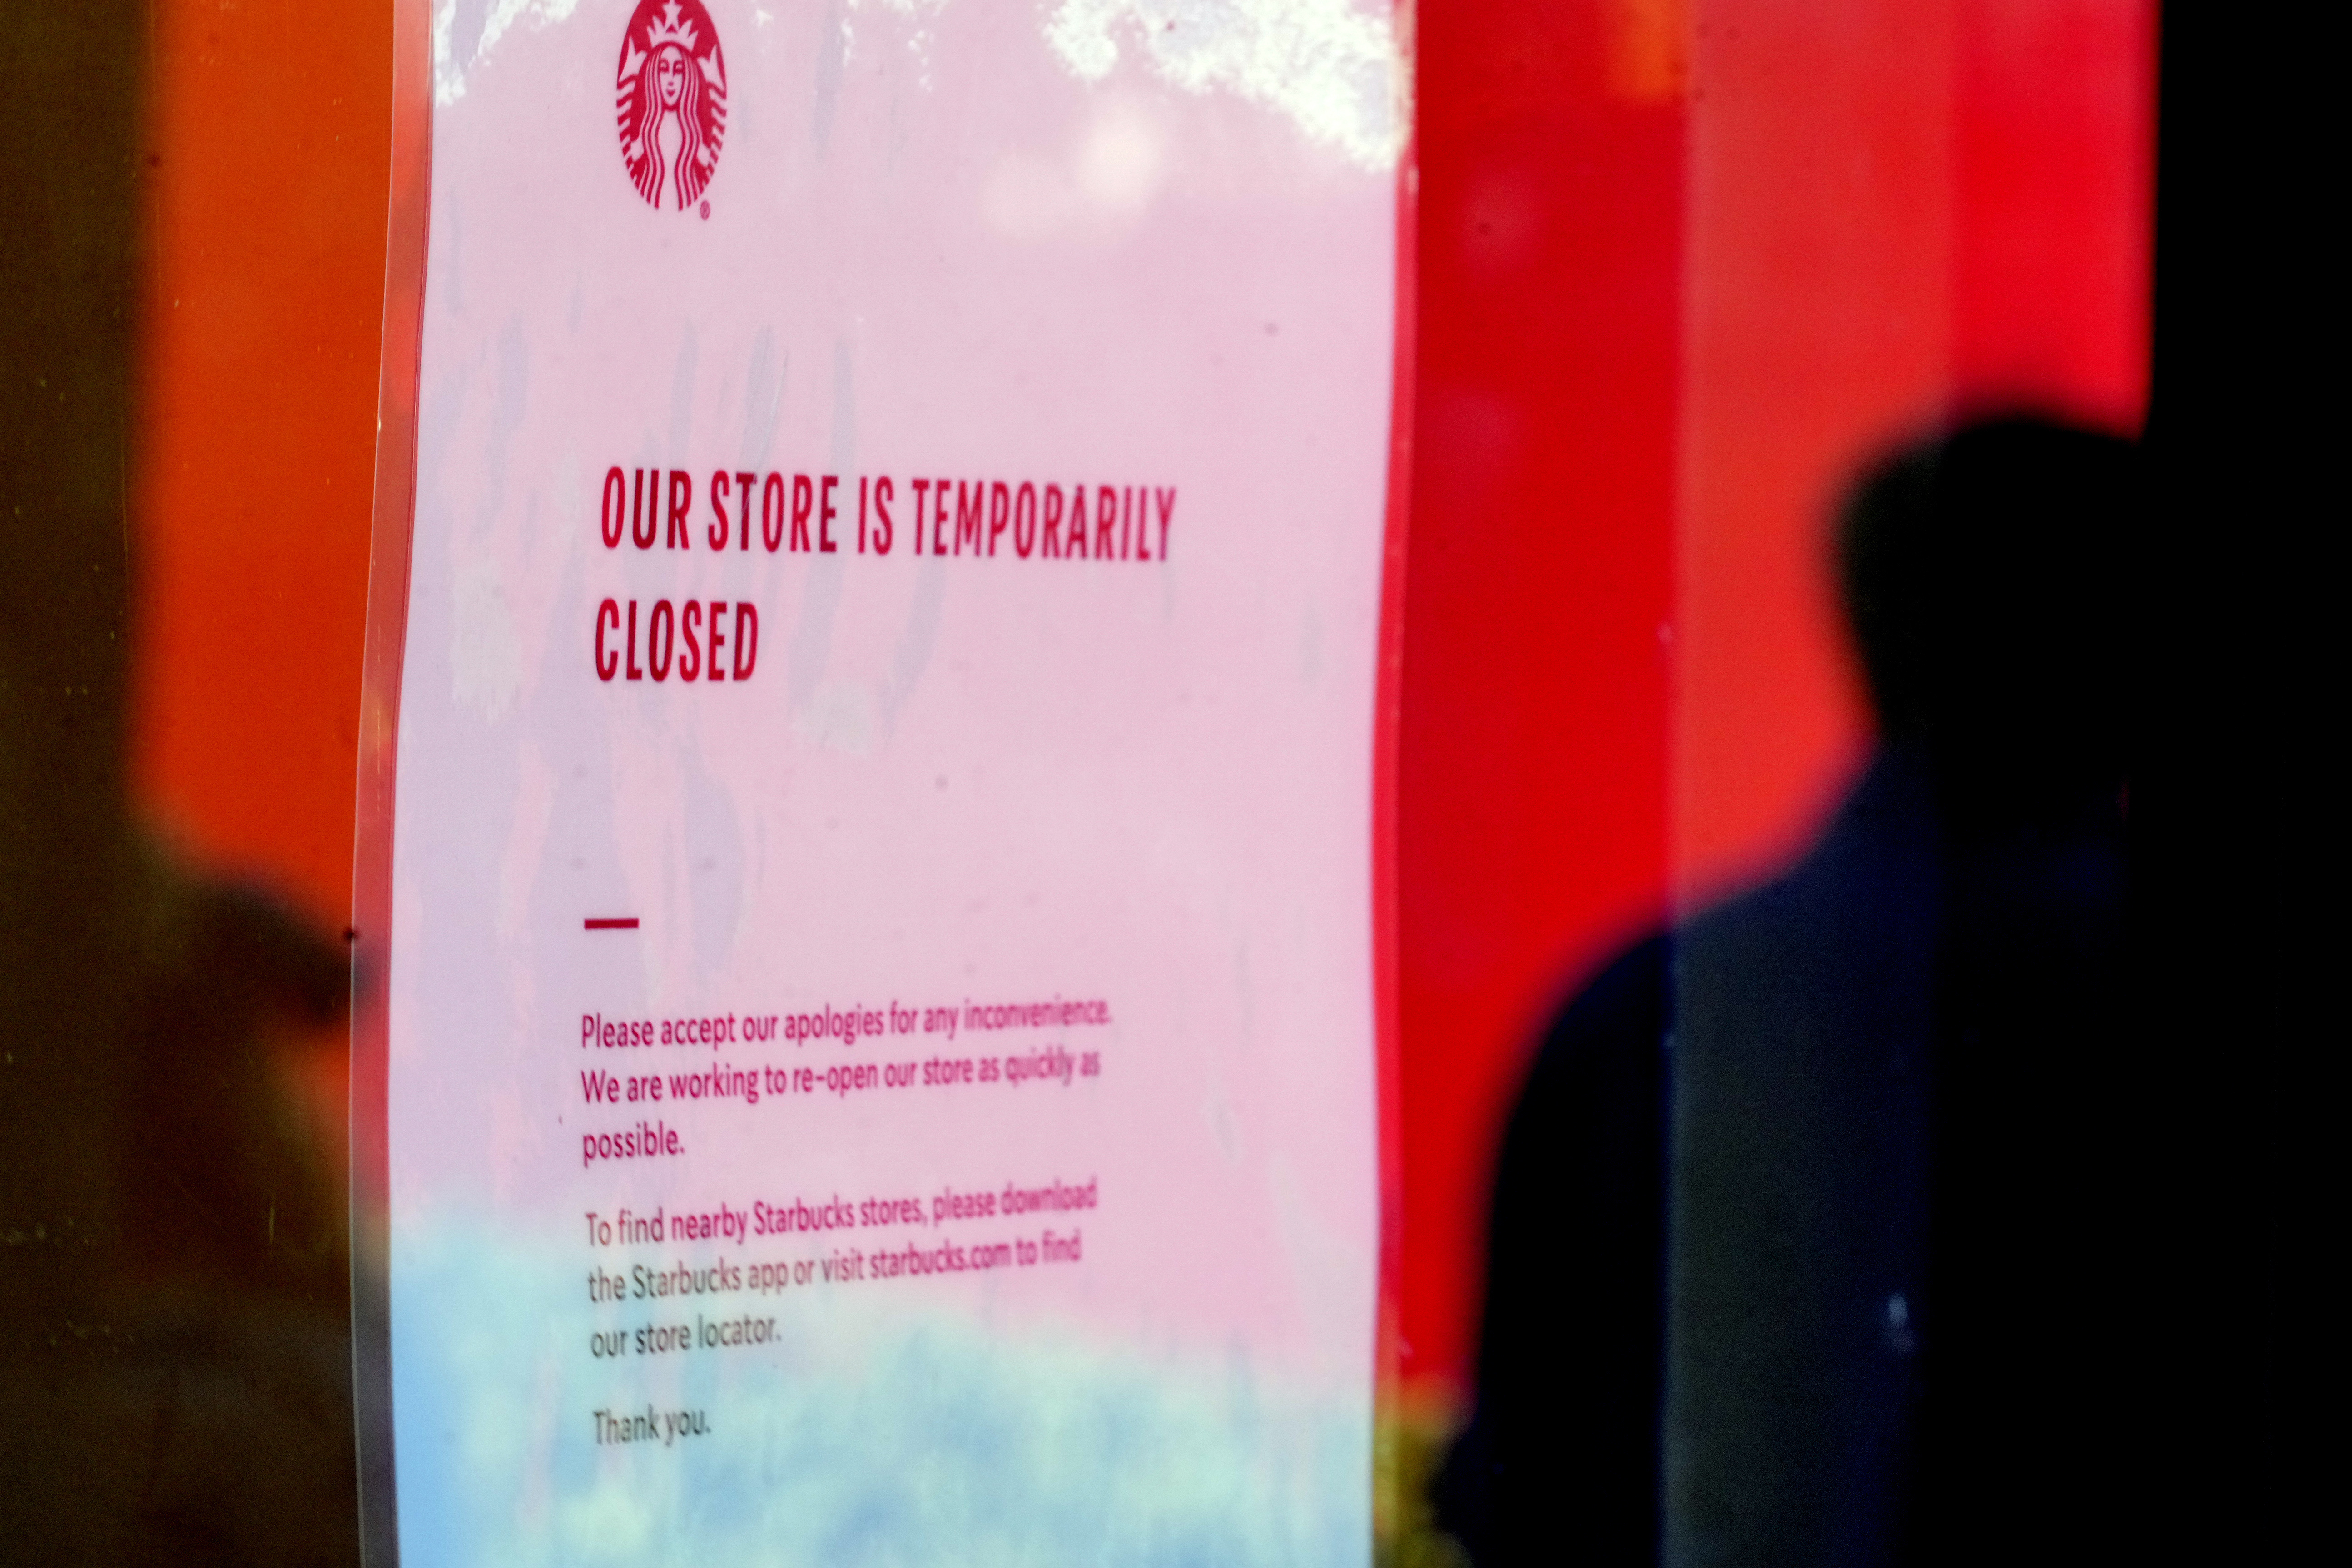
[133,0,393,932]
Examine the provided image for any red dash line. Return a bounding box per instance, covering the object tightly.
[584,918,640,930]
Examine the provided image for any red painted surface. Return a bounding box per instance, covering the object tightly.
[1953,0,2154,430]
[126,0,2152,1405]
[1399,0,2152,1394]
[1673,0,2154,911]
[1398,0,1683,1390]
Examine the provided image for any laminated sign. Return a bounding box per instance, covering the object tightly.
[355,2,1408,1560]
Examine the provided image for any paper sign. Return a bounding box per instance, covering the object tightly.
[364,2,1403,1559]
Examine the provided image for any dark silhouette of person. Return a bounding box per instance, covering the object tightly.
[3,7,362,1563]
[1436,417,2142,1566]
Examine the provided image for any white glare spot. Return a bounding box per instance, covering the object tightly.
[1043,0,1402,170]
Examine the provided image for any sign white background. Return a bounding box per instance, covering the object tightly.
[385,3,1399,1559]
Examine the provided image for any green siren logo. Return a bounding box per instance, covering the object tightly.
[616,0,728,212]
